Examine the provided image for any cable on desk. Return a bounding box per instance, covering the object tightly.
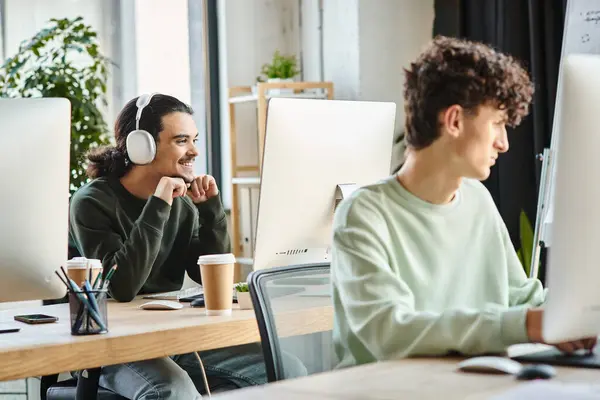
[194,351,211,397]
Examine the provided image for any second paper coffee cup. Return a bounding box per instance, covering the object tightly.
[198,253,235,316]
[66,257,103,287]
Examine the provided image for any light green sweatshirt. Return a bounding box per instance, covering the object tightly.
[331,176,545,368]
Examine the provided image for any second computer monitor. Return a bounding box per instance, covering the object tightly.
[0,98,70,303]
[253,98,396,270]
[543,53,600,343]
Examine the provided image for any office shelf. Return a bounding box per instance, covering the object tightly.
[235,257,254,266]
[228,90,329,104]
[228,81,334,280]
[231,177,260,185]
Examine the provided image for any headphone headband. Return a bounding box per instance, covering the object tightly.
[135,93,157,131]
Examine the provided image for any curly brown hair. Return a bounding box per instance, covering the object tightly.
[403,35,534,149]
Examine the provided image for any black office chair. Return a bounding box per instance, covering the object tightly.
[44,370,126,400]
[247,262,334,382]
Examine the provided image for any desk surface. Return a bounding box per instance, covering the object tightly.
[0,297,332,381]
[211,352,600,399]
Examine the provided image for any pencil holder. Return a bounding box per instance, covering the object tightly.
[68,289,109,335]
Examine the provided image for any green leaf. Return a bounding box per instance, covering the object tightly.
[234,282,249,292]
[259,50,300,80]
[519,210,535,277]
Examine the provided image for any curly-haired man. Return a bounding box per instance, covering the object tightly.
[331,36,596,368]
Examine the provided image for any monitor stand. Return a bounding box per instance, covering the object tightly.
[335,183,359,210]
[512,348,600,368]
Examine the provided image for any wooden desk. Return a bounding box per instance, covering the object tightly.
[0,298,332,381]
[211,354,600,399]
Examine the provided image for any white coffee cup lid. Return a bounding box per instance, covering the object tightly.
[66,257,103,269]
[198,253,236,265]
[66,257,88,268]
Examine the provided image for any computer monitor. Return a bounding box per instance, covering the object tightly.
[542,53,600,343]
[252,98,396,270]
[0,98,70,302]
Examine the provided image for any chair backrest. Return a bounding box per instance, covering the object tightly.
[248,263,333,382]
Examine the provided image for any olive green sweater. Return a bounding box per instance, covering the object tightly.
[68,177,230,302]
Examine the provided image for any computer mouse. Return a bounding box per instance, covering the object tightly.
[190,297,205,308]
[515,364,556,380]
[190,296,238,308]
[139,300,183,310]
[457,356,523,375]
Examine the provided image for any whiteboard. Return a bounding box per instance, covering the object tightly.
[537,0,600,246]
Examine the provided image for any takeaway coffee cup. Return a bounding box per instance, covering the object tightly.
[198,253,235,316]
[66,257,103,288]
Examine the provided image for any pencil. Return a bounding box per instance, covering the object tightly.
[83,280,100,313]
[92,271,102,289]
[102,266,118,290]
[54,270,69,288]
[60,266,70,287]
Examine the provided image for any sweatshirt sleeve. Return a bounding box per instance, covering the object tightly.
[184,195,232,285]
[499,217,546,307]
[332,195,532,361]
[69,194,171,302]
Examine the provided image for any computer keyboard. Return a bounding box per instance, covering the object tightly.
[142,286,204,301]
[512,348,600,369]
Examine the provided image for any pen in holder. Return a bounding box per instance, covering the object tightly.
[68,287,109,335]
[56,264,113,335]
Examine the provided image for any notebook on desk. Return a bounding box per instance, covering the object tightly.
[512,348,600,369]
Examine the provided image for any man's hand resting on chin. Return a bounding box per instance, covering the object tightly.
[187,174,219,204]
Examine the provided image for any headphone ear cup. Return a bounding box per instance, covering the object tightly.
[126,130,156,165]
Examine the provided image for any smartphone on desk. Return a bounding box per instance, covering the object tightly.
[14,314,58,324]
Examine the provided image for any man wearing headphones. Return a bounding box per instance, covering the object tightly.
[68,94,279,398]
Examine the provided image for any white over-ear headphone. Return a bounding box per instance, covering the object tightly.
[126,93,157,165]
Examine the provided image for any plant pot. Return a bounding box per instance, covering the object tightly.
[236,292,253,310]
[267,78,294,96]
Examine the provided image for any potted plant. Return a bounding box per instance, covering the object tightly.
[257,50,300,95]
[0,16,111,196]
[234,282,253,310]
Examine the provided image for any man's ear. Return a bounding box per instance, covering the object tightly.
[440,105,462,139]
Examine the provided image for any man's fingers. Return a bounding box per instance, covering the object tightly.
[202,175,211,191]
[555,342,576,353]
[584,337,597,350]
[573,340,587,351]
[171,178,187,197]
[190,180,201,198]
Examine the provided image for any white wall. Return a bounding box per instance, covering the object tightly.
[134,0,191,104]
[322,0,361,100]
[358,0,434,169]
[300,0,323,82]
[322,0,434,170]
[218,0,301,209]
